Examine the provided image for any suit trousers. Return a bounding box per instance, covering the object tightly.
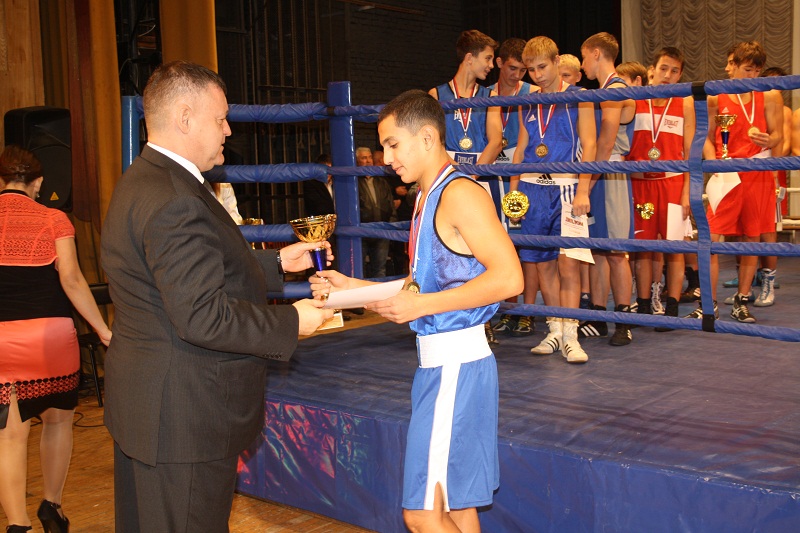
[114,442,238,533]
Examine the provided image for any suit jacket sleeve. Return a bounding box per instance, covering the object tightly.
[143,193,298,359]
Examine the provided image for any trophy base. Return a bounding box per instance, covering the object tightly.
[317,310,344,331]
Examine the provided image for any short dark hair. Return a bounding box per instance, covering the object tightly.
[761,66,786,77]
[456,30,498,63]
[616,61,649,86]
[652,47,685,71]
[497,38,526,63]
[0,144,43,186]
[732,41,766,69]
[143,60,227,130]
[378,90,445,143]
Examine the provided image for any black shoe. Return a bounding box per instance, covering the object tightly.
[37,500,69,533]
[6,527,33,533]
[655,297,679,332]
[492,314,516,335]
[511,315,534,336]
[680,268,700,302]
[730,293,756,323]
[609,305,633,346]
[578,304,608,338]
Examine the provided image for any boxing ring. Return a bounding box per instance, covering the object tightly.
[120,75,800,532]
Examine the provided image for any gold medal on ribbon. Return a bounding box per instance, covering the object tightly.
[636,202,655,220]
[501,137,508,148]
[459,136,473,151]
[748,126,760,136]
[405,281,421,293]
[501,191,530,218]
[535,143,548,158]
[648,146,661,161]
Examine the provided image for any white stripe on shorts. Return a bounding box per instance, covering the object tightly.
[424,362,461,511]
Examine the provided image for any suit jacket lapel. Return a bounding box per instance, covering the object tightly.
[139,146,242,231]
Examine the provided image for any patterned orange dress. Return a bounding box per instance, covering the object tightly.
[0,189,80,428]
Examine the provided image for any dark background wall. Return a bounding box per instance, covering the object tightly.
[115,0,619,221]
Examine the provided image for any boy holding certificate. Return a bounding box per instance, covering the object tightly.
[310,89,522,533]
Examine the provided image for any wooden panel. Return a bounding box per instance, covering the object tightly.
[0,0,45,147]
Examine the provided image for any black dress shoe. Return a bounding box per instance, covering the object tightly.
[37,500,69,533]
[6,526,33,533]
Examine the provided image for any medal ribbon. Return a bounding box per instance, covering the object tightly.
[409,163,454,279]
[537,80,564,144]
[450,79,479,138]
[735,92,756,128]
[500,82,521,133]
[601,72,616,89]
[648,98,673,147]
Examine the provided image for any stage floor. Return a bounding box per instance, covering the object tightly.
[237,257,800,532]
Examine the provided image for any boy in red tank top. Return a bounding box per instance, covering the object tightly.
[702,41,784,323]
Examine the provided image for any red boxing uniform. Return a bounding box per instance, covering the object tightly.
[628,97,686,240]
[707,92,775,237]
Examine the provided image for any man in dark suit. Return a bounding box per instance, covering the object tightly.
[303,153,336,217]
[356,146,395,278]
[101,61,332,533]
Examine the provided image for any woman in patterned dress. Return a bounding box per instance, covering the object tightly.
[0,145,112,533]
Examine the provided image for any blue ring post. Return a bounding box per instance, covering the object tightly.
[690,90,715,330]
[121,96,141,171]
[328,82,362,278]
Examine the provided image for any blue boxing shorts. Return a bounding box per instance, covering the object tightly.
[518,176,577,263]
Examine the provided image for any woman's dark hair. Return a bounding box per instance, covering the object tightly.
[0,144,43,185]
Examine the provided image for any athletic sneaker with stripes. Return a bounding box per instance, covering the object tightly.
[754,268,776,307]
[561,318,588,364]
[577,304,608,338]
[492,314,516,334]
[530,317,562,355]
[731,293,756,323]
[684,300,719,319]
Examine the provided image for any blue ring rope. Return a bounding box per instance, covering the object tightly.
[123,75,800,342]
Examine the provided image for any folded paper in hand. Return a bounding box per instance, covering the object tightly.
[323,279,405,309]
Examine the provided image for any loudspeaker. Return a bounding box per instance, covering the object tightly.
[4,106,72,211]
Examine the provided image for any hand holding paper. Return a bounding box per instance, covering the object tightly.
[323,279,405,309]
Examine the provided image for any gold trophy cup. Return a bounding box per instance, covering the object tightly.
[715,114,737,160]
[501,190,530,219]
[242,218,266,249]
[289,214,337,272]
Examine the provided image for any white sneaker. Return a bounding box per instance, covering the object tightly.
[651,281,665,315]
[562,340,589,363]
[530,317,562,355]
[754,269,776,307]
[561,318,589,364]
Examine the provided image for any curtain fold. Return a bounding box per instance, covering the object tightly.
[640,0,793,81]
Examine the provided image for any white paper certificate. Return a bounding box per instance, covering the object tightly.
[706,172,740,214]
[323,279,406,309]
[666,202,690,241]
[561,202,594,264]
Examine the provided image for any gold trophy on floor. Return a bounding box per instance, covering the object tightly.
[715,114,737,160]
